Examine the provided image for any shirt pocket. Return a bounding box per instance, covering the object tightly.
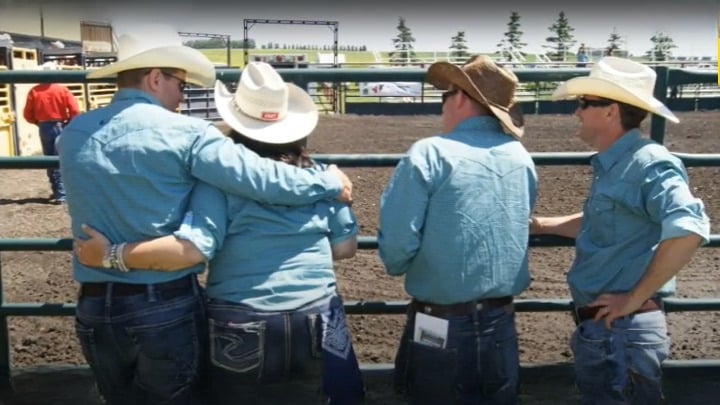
[588,196,616,247]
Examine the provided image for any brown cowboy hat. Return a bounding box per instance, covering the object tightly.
[426,55,524,138]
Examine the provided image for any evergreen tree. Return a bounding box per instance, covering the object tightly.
[544,11,576,61]
[606,27,623,56]
[497,12,526,62]
[449,31,469,61]
[646,32,677,61]
[389,17,416,65]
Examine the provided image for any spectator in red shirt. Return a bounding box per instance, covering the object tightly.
[23,61,80,204]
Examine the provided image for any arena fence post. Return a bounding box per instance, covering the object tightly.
[0,259,13,396]
[650,65,669,144]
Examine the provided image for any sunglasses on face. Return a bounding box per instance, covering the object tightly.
[577,96,614,110]
[160,71,188,92]
[441,89,460,104]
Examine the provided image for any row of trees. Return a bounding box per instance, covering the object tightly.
[391,13,678,63]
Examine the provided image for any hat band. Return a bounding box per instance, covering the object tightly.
[232,98,285,122]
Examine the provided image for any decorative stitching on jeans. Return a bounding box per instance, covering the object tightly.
[321,307,352,360]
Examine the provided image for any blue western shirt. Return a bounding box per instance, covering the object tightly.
[175,163,358,311]
[569,130,710,306]
[378,117,538,304]
[57,89,341,284]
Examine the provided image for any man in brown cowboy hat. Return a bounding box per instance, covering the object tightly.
[56,23,352,404]
[378,54,537,403]
[531,56,709,403]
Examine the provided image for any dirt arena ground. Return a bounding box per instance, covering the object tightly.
[0,112,718,387]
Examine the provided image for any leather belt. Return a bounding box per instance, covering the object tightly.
[80,275,196,299]
[575,298,662,322]
[411,296,513,317]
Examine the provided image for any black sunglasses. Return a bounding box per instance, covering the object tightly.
[160,71,188,92]
[577,96,614,110]
[441,89,461,104]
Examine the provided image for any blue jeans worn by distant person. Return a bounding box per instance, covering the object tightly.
[38,121,65,201]
[395,304,520,404]
[206,294,365,405]
[74,276,207,405]
[571,310,670,405]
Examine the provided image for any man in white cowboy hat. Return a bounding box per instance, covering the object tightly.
[378,54,537,403]
[23,60,80,204]
[73,61,366,404]
[56,24,352,405]
[531,56,709,403]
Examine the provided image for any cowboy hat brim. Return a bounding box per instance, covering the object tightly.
[214,80,319,144]
[87,46,217,88]
[427,61,524,139]
[552,76,679,123]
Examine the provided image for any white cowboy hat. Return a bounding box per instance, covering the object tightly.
[86,24,216,88]
[40,61,58,71]
[426,55,524,139]
[552,56,679,123]
[214,62,318,144]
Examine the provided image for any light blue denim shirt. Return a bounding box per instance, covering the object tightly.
[175,163,358,311]
[569,130,710,307]
[57,89,341,284]
[378,117,538,304]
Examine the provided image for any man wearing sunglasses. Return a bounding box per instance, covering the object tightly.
[379,55,536,403]
[56,24,352,405]
[531,57,709,404]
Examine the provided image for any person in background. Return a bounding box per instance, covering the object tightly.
[73,61,365,405]
[23,60,80,204]
[378,54,537,404]
[58,24,352,405]
[531,56,710,404]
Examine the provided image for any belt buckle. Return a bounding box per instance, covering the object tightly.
[423,305,433,314]
[475,301,484,312]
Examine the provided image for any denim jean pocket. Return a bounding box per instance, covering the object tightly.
[125,312,200,395]
[209,318,266,378]
[74,319,99,372]
[407,340,458,403]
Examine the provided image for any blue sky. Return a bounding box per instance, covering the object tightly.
[3,0,719,57]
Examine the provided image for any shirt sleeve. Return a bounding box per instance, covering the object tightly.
[327,201,358,245]
[172,181,228,260]
[65,89,80,120]
[642,160,710,244]
[23,89,36,124]
[378,144,431,276]
[189,125,342,206]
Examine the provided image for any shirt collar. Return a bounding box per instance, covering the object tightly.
[111,88,162,107]
[593,129,643,171]
[452,116,504,133]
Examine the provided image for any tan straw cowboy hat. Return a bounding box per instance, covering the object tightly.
[214,61,318,144]
[552,56,679,123]
[87,24,216,88]
[426,55,524,138]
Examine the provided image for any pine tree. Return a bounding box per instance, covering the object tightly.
[389,17,416,66]
[646,32,677,61]
[544,11,577,61]
[497,12,526,62]
[449,31,469,62]
[606,27,623,57]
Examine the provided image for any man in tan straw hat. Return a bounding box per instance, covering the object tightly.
[56,24,352,404]
[378,54,537,403]
[531,56,709,403]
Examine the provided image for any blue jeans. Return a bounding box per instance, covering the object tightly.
[571,310,670,404]
[74,276,207,405]
[38,121,65,200]
[206,294,365,405]
[395,304,519,404]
